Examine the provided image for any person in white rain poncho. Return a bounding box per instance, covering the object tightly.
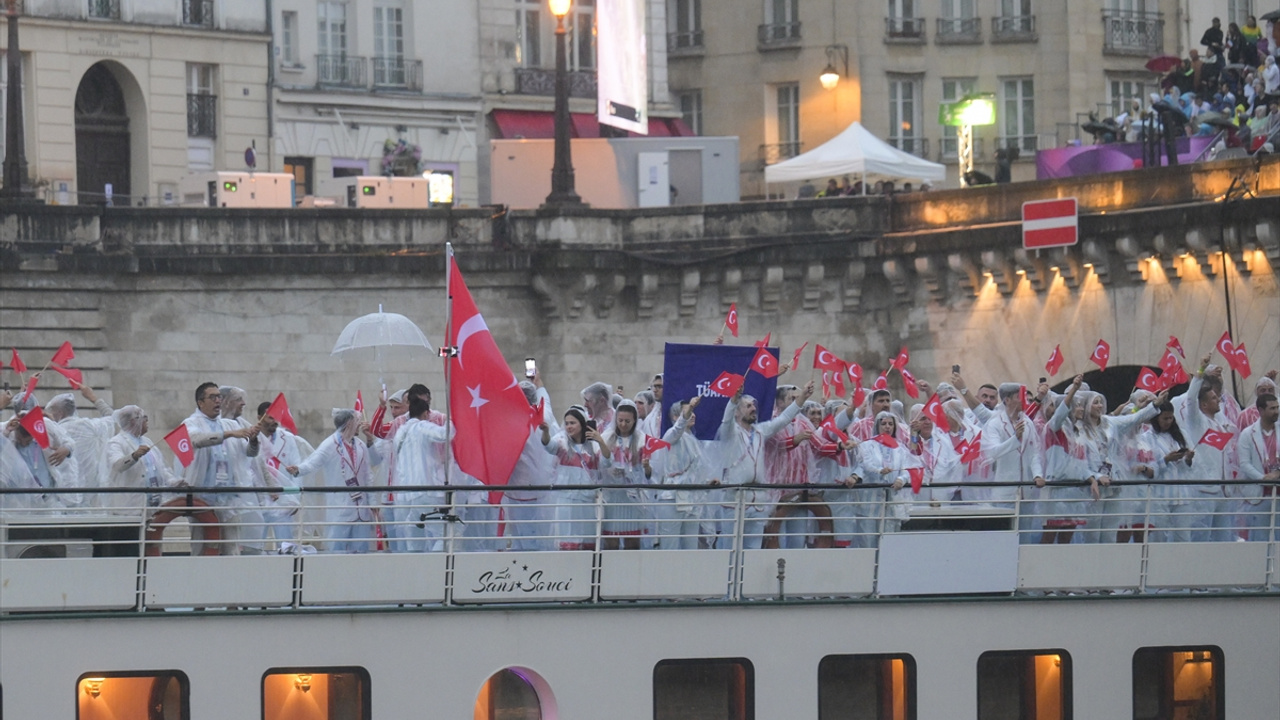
[391,393,453,552]
[1039,381,1091,544]
[635,389,662,439]
[287,409,381,553]
[942,397,988,503]
[4,405,82,509]
[541,405,609,551]
[1236,394,1280,542]
[981,383,1044,510]
[248,401,306,546]
[651,397,708,550]
[581,381,616,433]
[218,386,267,552]
[907,403,960,505]
[1106,389,1165,544]
[1140,401,1196,542]
[504,378,557,551]
[813,399,864,548]
[177,383,259,553]
[1235,374,1277,430]
[0,392,41,509]
[856,411,921,537]
[45,383,115,505]
[1180,357,1240,542]
[106,405,177,513]
[600,400,649,550]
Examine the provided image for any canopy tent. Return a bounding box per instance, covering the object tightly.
[764,121,946,187]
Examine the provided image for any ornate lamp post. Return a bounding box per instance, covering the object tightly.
[1,0,35,202]
[541,0,585,209]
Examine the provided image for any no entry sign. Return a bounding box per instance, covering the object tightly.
[1022,198,1078,249]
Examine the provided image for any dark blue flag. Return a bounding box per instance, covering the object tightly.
[661,343,781,441]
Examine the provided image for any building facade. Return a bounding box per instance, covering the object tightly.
[667,0,1206,197]
[1,0,269,205]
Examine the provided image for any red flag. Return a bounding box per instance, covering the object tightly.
[960,432,983,464]
[1166,335,1185,358]
[907,467,925,494]
[754,332,772,348]
[831,367,846,398]
[266,392,298,434]
[642,435,672,458]
[1018,384,1029,411]
[1045,344,1065,377]
[447,252,533,487]
[900,368,920,399]
[708,371,746,398]
[821,372,831,400]
[9,348,26,374]
[18,407,50,449]
[1197,429,1233,451]
[1089,339,1111,371]
[1157,348,1182,375]
[873,434,900,449]
[1135,367,1162,392]
[820,414,848,442]
[164,423,195,467]
[530,397,547,431]
[49,364,83,387]
[1215,331,1235,361]
[872,374,889,391]
[789,342,809,372]
[50,342,74,367]
[922,393,949,430]
[748,346,780,378]
[890,346,910,371]
[724,303,739,338]
[1227,343,1252,378]
[813,344,844,371]
[852,386,866,409]
[846,362,863,387]
[354,390,365,415]
[20,373,40,402]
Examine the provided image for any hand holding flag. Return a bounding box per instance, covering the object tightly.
[266,393,298,434]
[959,432,983,464]
[748,346,780,378]
[890,346,910,372]
[900,368,920,399]
[1198,429,1233,451]
[709,371,746,398]
[165,423,195,467]
[18,407,50,449]
[642,435,672,458]
[922,393,950,430]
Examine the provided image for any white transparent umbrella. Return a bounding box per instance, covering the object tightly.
[331,306,435,385]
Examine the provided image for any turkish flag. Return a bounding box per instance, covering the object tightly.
[1166,335,1185,358]
[50,342,74,367]
[1158,348,1182,375]
[708,371,746,398]
[846,362,863,387]
[642,435,671,458]
[1045,344,1065,377]
[1198,429,1234,451]
[19,407,50,449]
[1228,343,1252,378]
[1215,330,1235,361]
[852,386,866,408]
[1135,367,1162,392]
[1018,384,1029,411]
[724,303,739,338]
[1089,339,1111,371]
[529,397,547,431]
[789,342,809,372]
[890,346,910,371]
[873,374,889,391]
[354,390,364,414]
[821,372,831,400]
[266,392,298,434]
[164,423,195,467]
[960,433,983,464]
[820,414,848,442]
[9,348,26,374]
[900,368,920,399]
[748,346,780,378]
[922,393,949,430]
[754,332,771,348]
[831,368,846,398]
[813,344,844,371]
[447,252,536,487]
[49,364,83,387]
[907,467,925,494]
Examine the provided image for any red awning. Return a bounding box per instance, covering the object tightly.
[490,110,557,139]
[667,118,696,136]
[570,113,600,138]
[643,118,673,137]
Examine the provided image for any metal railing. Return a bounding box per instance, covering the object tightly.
[757,21,802,46]
[940,135,986,162]
[372,57,423,91]
[991,14,1036,41]
[1102,11,1163,55]
[182,0,214,28]
[936,17,982,44]
[87,0,120,20]
[889,136,930,158]
[884,17,926,42]
[186,93,217,138]
[513,67,597,98]
[316,54,367,88]
[668,30,705,53]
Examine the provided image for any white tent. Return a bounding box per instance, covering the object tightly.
[764,121,946,187]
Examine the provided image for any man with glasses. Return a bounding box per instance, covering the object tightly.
[178,382,259,554]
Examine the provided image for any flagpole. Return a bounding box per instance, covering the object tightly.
[442,243,455,558]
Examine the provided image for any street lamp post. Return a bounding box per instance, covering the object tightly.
[542,0,585,210]
[1,0,35,202]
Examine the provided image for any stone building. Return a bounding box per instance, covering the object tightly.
[665,0,1226,196]
[1,0,269,205]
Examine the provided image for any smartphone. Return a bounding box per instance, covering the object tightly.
[586,419,597,432]
[525,358,536,378]
[1039,377,1047,384]
[952,364,960,374]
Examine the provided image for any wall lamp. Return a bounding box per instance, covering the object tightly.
[820,45,849,90]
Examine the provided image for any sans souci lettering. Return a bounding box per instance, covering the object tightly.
[472,559,574,594]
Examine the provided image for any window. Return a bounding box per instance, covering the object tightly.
[760,0,801,43]
[1228,0,1253,27]
[88,0,121,20]
[476,668,547,720]
[941,0,975,21]
[263,668,370,720]
[770,82,800,160]
[186,64,217,138]
[515,0,541,67]
[977,650,1071,720]
[888,75,923,156]
[886,0,923,38]
[569,0,595,71]
[1133,647,1222,720]
[941,77,978,158]
[281,11,299,65]
[670,0,703,49]
[373,5,407,86]
[994,0,1035,37]
[318,2,348,58]
[183,0,214,28]
[1000,76,1036,152]
[284,156,314,196]
[679,90,703,135]
[819,654,916,720]
[654,659,753,720]
[77,671,189,720]
[1107,76,1153,118]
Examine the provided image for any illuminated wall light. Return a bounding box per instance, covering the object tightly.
[1049,265,1060,272]
[1016,268,1026,275]
[83,678,104,699]
[295,673,312,692]
[1083,262,1094,269]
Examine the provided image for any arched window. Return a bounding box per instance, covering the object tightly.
[475,667,557,720]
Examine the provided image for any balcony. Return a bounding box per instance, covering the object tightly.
[668,30,705,56]
[885,17,926,44]
[87,0,120,20]
[514,66,597,98]
[757,22,802,50]
[936,17,982,44]
[182,0,214,28]
[991,15,1037,43]
[186,93,217,138]
[759,142,803,167]
[316,54,368,88]
[372,57,423,91]
[939,135,986,162]
[998,135,1039,154]
[1103,11,1163,55]
[889,136,930,159]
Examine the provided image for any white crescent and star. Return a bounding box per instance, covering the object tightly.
[468,384,489,414]
[818,350,834,365]
[455,313,489,369]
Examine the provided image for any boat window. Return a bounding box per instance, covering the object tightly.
[475,667,556,720]
[262,667,370,720]
[977,650,1071,720]
[76,671,189,720]
[653,658,753,720]
[1132,646,1222,720]
[819,654,915,720]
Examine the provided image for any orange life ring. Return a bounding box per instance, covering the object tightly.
[145,495,222,556]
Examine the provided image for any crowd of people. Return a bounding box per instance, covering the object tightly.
[1,349,1277,556]
[796,177,932,199]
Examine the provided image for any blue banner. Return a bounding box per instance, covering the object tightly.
[661,343,781,441]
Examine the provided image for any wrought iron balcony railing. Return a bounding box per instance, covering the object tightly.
[757,22,802,48]
[885,17,926,42]
[1103,11,1163,55]
[668,30,705,54]
[87,0,120,20]
[372,57,423,91]
[992,14,1037,42]
[186,93,217,138]
[513,67,597,98]
[183,0,214,28]
[316,54,368,88]
[936,17,982,44]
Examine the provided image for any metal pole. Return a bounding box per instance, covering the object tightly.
[542,11,584,209]
[1,0,35,201]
